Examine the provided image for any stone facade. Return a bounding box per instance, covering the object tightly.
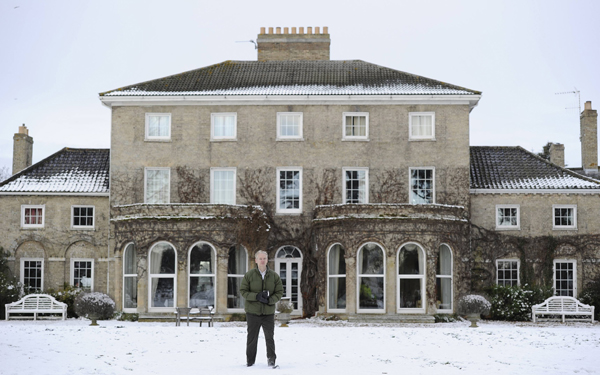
[12,125,33,175]
[580,101,598,175]
[257,26,330,61]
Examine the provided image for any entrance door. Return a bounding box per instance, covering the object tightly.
[275,246,303,312]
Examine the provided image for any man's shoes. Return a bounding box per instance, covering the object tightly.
[268,359,276,367]
[246,363,254,367]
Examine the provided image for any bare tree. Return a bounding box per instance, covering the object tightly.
[0,166,10,182]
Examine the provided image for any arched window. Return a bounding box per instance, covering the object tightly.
[436,244,453,312]
[148,242,176,311]
[328,244,346,311]
[227,245,248,310]
[275,246,303,311]
[397,243,426,312]
[357,243,385,312]
[123,243,137,311]
[189,242,216,308]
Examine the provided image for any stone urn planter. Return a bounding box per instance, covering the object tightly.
[276,298,293,327]
[457,294,491,328]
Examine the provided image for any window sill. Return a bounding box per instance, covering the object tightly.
[552,227,578,231]
[71,227,95,231]
[144,139,172,142]
[275,211,302,216]
[276,138,305,142]
[342,138,370,142]
[21,226,44,230]
[210,138,237,142]
[409,138,436,142]
[495,226,521,231]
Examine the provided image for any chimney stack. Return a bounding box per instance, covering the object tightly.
[580,101,598,175]
[549,143,565,167]
[12,124,33,175]
[257,26,330,61]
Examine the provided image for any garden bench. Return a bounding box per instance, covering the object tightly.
[532,296,594,323]
[175,306,214,327]
[5,294,67,320]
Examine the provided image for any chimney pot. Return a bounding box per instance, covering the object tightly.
[585,101,592,110]
[307,27,313,34]
[19,124,29,135]
[284,27,289,34]
[315,27,320,34]
[276,27,281,34]
[291,27,297,34]
[268,27,273,34]
[299,27,304,34]
[260,27,265,34]
[323,26,328,34]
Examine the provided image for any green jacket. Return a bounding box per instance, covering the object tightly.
[240,266,284,316]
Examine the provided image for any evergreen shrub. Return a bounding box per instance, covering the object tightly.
[457,294,491,316]
[74,292,115,322]
[47,284,84,318]
[485,284,553,321]
[579,275,600,321]
[0,248,22,317]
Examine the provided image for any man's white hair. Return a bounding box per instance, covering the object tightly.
[255,250,268,259]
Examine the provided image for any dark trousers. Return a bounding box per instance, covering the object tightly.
[246,313,276,365]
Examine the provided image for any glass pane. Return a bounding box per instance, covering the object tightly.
[190,243,214,274]
[399,278,422,308]
[328,244,346,275]
[359,243,384,275]
[399,244,422,275]
[150,243,175,274]
[124,276,137,309]
[228,246,247,275]
[359,276,384,309]
[190,276,215,308]
[328,277,346,309]
[146,169,169,204]
[151,277,174,307]
[437,245,452,275]
[279,170,300,210]
[213,170,235,204]
[436,277,451,310]
[291,262,299,310]
[227,276,245,309]
[123,244,136,275]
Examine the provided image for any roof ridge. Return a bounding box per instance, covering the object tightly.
[515,145,600,184]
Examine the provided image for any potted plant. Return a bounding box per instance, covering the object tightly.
[74,292,115,326]
[458,294,491,328]
[276,298,293,327]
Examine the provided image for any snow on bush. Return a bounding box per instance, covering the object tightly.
[458,294,491,315]
[485,284,553,321]
[74,292,116,320]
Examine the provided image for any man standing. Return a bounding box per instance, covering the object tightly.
[240,250,284,368]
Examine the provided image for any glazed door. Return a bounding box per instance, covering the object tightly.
[275,246,303,312]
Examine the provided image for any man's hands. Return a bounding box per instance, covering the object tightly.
[256,291,270,304]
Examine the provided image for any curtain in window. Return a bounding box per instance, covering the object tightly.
[328,244,346,310]
[149,243,175,308]
[412,115,432,137]
[345,170,366,204]
[345,116,366,137]
[398,244,424,309]
[358,243,384,310]
[279,171,300,209]
[436,245,452,310]
[148,115,169,137]
[280,114,300,137]
[410,169,433,204]
[228,245,247,309]
[190,243,215,308]
[214,115,235,137]
[123,244,137,309]
[146,169,169,204]
[213,170,235,204]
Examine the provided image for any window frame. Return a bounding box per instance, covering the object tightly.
[71,205,95,230]
[188,241,217,309]
[276,112,303,140]
[21,205,45,229]
[327,243,347,313]
[227,245,248,312]
[356,242,386,314]
[409,167,435,204]
[276,167,303,214]
[552,204,577,230]
[342,112,369,141]
[436,244,453,313]
[342,167,369,204]
[148,242,177,312]
[409,112,435,140]
[553,259,577,297]
[71,258,94,291]
[144,167,171,204]
[496,259,520,286]
[275,246,304,313]
[145,113,171,141]
[495,204,520,230]
[122,242,137,312]
[211,113,237,141]
[210,167,237,205]
[397,242,426,313]
[20,258,44,292]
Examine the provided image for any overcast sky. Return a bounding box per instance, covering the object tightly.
[1,0,599,175]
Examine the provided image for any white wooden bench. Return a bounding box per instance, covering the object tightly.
[532,296,595,323]
[174,306,214,327]
[5,294,67,321]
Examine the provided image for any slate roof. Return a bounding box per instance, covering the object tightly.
[470,146,600,190]
[100,60,481,97]
[0,148,110,194]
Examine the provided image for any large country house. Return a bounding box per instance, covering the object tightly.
[2,27,599,321]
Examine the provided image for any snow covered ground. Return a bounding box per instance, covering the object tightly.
[1,318,598,375]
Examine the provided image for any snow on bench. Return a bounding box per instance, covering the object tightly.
[5,294,67,321]
[532,296,594,323]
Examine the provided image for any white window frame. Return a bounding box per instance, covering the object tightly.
[122,243,137,313]
[144,167,171,204]
[552,204,577,230]
[227,245,248,313]
[275,246,304,313]
[148,242,177,312]
[327,243,347,313]
[188,242,216,309]
[409,112,435,140]
[342,112,369,141]
[495,204,520,230]
[409,167,435,204]
[277,112,303,140]
[553,259,577,297]
[397,242,426,314]
[210,168,237,205]
[496,259,520,286]
[71,258,94,291]
[357,242,386,314]
[21,205,45,228]
[71,205,95,230]
[145,113,171,141]
[436,244,453,313]
[342,168,369,204]
[211,113,237,141]
[276,167,303,214]
[20,258,44,292]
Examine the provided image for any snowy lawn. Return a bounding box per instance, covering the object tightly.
[1,318,598,375]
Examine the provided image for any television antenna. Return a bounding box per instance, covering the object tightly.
[236,40,257,49]
[555,87,581,113]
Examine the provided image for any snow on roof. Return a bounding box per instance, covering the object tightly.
[470,146,600,190]
[100,60,481,97]
[0,148,110,194]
